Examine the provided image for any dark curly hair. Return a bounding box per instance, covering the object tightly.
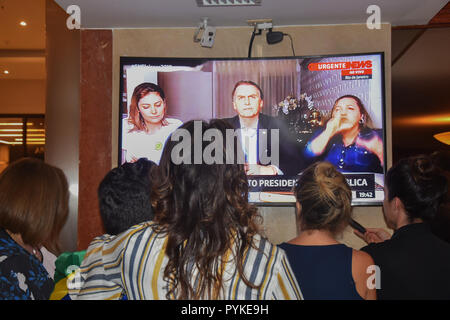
[386,154,448,223]
[98,158,155,235]
[151,119,262,299]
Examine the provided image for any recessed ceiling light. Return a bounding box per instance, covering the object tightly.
[3,70,9,74]
[20,21,27,27]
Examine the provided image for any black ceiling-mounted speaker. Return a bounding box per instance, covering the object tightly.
[266,30,283,44]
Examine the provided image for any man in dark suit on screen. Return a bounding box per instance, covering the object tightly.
[223,80,304,176]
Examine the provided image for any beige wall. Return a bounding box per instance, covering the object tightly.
[112,24,392,249]
[0,79,45,114]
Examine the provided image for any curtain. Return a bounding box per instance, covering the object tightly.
[212,59,300,118]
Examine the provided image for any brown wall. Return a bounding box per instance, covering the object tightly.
[78,30,113,250]
[0,79,45,114]
[391,27,450,162]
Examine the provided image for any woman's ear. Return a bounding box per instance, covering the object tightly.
[295,201,303,233]
[392,196,410,226]
[393,197,402,212]
[359,114,366,125]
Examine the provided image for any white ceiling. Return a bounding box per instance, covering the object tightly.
[52,0,448,28]
[0,0,447,81]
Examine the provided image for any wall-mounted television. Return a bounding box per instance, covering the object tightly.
[119,53,386,206]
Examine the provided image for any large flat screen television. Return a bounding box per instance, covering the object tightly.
[119,52,386,205]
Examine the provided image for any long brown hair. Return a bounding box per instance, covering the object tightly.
[151,119,262,299]
[0,158,69,255]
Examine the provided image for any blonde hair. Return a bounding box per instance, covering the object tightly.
[293,161,352,235]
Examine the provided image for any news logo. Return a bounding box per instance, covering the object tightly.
[308,60,374,80]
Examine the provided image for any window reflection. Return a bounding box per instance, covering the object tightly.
[0,115,45,172]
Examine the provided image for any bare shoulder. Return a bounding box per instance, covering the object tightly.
[351,250,375,285]
[352,249,375,269]
[352,249,377,300]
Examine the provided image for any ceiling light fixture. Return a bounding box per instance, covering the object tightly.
[196,0,261,7]
[3,70,9,74]
[20,21,27,27]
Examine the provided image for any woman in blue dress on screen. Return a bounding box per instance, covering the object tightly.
[304,95,383,173]
[122,82,182,164]
[278,161,376,300]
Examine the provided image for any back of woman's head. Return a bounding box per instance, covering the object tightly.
[152,119,261,299]
[98,158,155,235]
[293,161,352,235]
[386,154,447,222]
[0,158,69,254]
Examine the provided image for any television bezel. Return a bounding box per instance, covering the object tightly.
[118,52,387,207]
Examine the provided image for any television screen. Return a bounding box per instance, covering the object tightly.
[119,53,386,205]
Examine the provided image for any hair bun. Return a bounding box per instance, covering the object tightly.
[314,162,349,206]
[411,156,435,182]
[315,162,345,186]
[293,161,352,235]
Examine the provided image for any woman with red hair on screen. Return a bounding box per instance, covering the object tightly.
[122,82,182,164]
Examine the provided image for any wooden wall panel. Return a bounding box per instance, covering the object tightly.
[78,29,112,250]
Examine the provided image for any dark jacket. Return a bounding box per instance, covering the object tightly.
[361,223,450,300]
[223,113,305,176]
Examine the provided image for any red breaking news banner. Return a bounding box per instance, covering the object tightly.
[308,60,373,71]
[341,69,372,76]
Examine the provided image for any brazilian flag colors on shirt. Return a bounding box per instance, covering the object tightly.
[49,250,86,300]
